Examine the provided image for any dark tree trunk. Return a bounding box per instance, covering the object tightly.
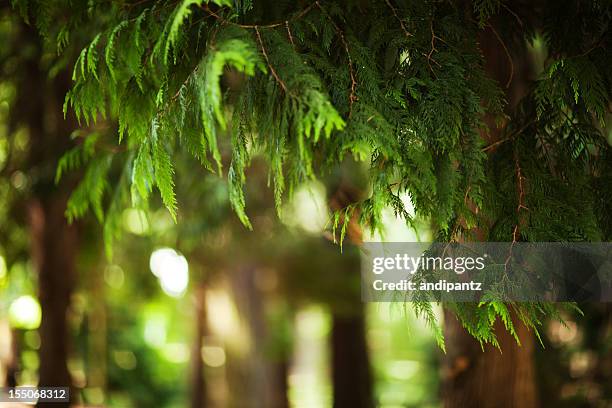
[270,360,290,408]
[443,7,539,407]
[4,328,19,388]
[190,283,208,408]
[327,174,375,408]
[9,20,79,407]
[331,311,374,408]
[30,198,76,407]
[442,310,538,408]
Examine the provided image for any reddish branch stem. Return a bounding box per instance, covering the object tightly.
[487,23,514,88]
[505,148,528,271]
[285,20,295,46]
[384,0,413,38]
[315,1,357,116]
[202,2,317,29]
[424,20,442,73]
[254,26,288,93]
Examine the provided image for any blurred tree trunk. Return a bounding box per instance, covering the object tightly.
[229,265,289,408]
[443,10,538,408]
[30,197,76,405]
[87,262,107,402]
[330,311,374,408]
[270,360,289,408]
[4,327,19,387]
[10,21,78,407]
[328,176,374,408]
[190,282,208,408]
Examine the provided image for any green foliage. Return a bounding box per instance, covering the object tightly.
[55,131,101,183]
[196,28,266,172]
[535,56,608,126]
[150,118,177,220]
[413,299,446,351]
[66,155,112,223]
[20,0,612,347]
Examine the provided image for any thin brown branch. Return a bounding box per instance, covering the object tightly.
[481,119,536,152]
[501,4,523,27]
[487,23,514,88]
[504,147,528,271]
[170,67,198,103]
[424,20,443,74]
[285,20,295,46]
[514,154,528,214]
[202,2,317,29]
[428,20,438,61]
[384,0,413,38]
[481,136,511,152]
[255,26,288,93]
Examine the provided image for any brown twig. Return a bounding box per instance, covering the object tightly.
[424,20,442,73]
[315,1,357,116]
[202,2,318,95]
[514,155,528,215]
[502,4,523,27]
[255,26,288,93]
[481,136,511,152]
[384,0,413,38]
[481,119,535,152]
[202,2,317,29]
[170,68,196,103]
[487,23,514,88]
[428,21,438,61]
[504,147,528,271]
[285,20,295,46]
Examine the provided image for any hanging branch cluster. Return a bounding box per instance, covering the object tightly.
[16,0,612,347]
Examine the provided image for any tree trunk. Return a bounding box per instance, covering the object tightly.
[2,325,19,388]
[442,9,538,407]
[442,310,538,408]
[331,311,374,408]
[190,283,208,408]
[229,265,289,408]
[30,197,76,408]
[270,360,290,408]
[87,262,107,403]
[10,20,79,407]
[327,175,374,408]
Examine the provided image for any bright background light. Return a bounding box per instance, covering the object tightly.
[149,248,189,297]
[9,295,42,330]
[122,208,150,235]
[201,345,226,367]
[367,192,429,242]
[282,181,329,234]
[0,255,6,288]
[0,255,6,279]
